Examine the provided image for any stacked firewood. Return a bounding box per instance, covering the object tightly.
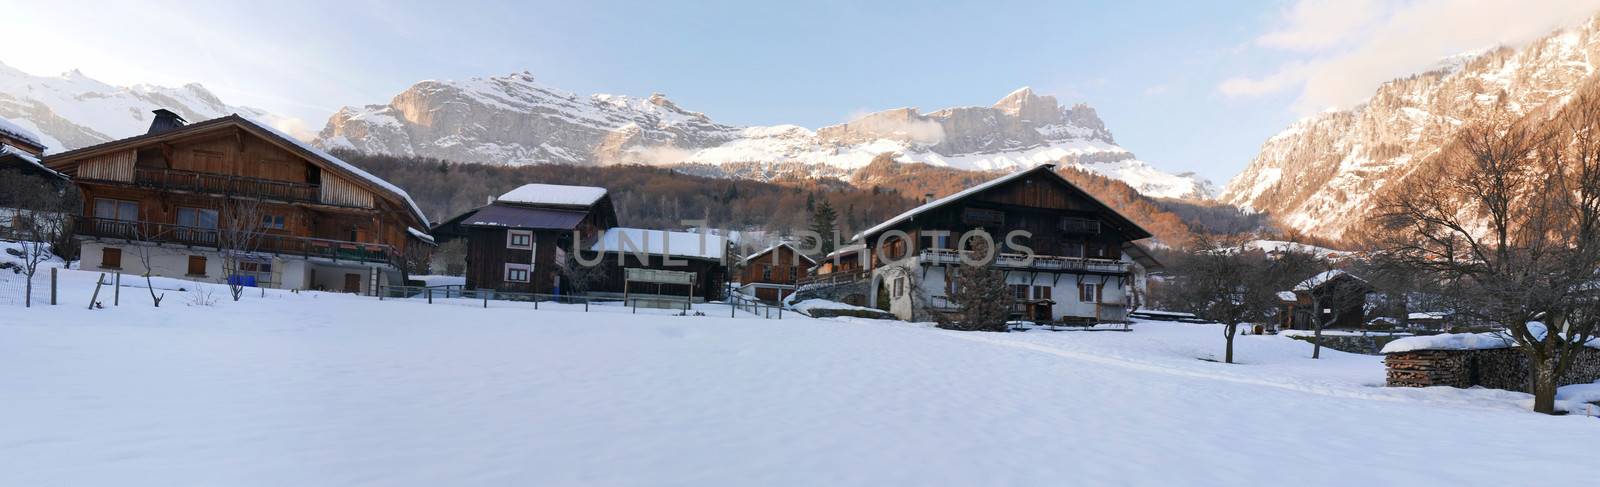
[1384,350,1467,388]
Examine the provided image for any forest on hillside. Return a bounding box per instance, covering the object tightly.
[335,150,1270,247]
[331,150,921,237]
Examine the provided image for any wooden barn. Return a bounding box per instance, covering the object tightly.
[431,184,617,295]
[1278,270,1372,330]
[41,110,434,294]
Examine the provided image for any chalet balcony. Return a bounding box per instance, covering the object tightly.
[75,216,402,268]
[916,248,1131,274]
[82,168,354,208]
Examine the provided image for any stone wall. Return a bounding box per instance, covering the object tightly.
[1385,347,1600,392]
[1287,334,1411,355]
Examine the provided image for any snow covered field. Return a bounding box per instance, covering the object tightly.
[2,265,1597,486]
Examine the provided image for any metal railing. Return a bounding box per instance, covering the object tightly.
[378,284,600,311]
[917,249,1130,273]
[727,291,783,319]
[130,168,326,205]
[76,216,402,267]
[794,269,870,291]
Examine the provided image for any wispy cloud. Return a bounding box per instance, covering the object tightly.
[1222,0,1600,113]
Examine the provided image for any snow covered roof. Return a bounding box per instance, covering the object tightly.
[465,205,590,230]
[1381,323,1600,354]
[1408,311,1449,321]
[407,227,435,245]
[497,183,608,207]
[0,144,65,179]
[591,227,726,261]
[851,164,1151,242]
[0,116,44,150]
[740,242,816,266]
[1293,270,1365,291]
[1277,291,1299,302]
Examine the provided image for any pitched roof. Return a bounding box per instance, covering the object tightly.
[464,205,591,230]
[591,227,726,261]
[1293,270,1366,291]
[852,164,1152,242]
[0,145,66,180]
[740,242,817,266]
[43,114,430,228]
[0,116,45,151]
[497,183,608,207]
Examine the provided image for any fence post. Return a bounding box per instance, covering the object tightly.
[534,296,539,310]
[378,283,384,301]
[113,272,120,306]
[483,290,488,308]
[427,288,432,304]
[50,267,57,305]
[584,298,588,312]
[88,273,105,310]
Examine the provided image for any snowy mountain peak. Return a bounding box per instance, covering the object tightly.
[311,77,1211,199]
[1221,15,1600,238]
[0,64,283,152]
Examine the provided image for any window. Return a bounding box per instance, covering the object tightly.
[893,277,904,298]
[1033,286,1052,301]
[176,207,219,229]
[260,214,286,230]
[1080,283,1099,303]
[1011,284,1029,300]
[1063,241,1085,258]
[101,247,122,269]
[962,207,1005,226]
[187,255,207,276]
[761,265,773,281]
[1061,217,1101,234]
[507,230,533,249]
[505,264,531,283]
[93,198,138,221]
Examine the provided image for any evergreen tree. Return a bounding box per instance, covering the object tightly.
[807,198,838,255]
[938,241,1014,332]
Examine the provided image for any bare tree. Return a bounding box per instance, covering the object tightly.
[128,227,165,307]
[1376,97,1600,414]
[1168,235,1261,363]
[0,174,79,307]
[1299,266,1371,359]
[217,198,265,302]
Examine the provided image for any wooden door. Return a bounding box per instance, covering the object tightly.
[343,273,361,293]
[1033,286,1053,321]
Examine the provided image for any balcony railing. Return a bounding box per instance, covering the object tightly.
[917,249,1130,273]
[81,168,334,206]
[76,216,401,268]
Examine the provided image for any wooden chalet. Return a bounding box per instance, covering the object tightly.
[43,110,433,294]
[431,184,617,295]
[736,242,815,302]
[798,163,1159,323]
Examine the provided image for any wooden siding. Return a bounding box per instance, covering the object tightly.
[740,245,810,285]
[320,175,376,209]
[79,150,135,182]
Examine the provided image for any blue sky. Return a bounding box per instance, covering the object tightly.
[5,0,1596,186]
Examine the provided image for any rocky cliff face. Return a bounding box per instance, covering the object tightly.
[1221,17,1600,238]
[0,62,286,152]
[316,78,1212,200]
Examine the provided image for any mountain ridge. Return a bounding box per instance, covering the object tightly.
[314,74,1214,200]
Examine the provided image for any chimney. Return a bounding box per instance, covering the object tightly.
[924,192,935,203]
[147,109,187,134]
[487,195,495,205]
